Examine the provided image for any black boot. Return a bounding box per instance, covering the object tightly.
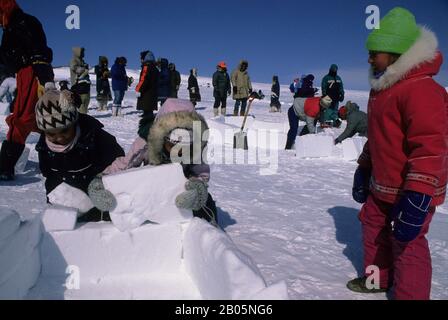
[346,276,390,294]
[0,140,25,181]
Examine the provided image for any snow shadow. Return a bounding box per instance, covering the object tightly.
[28,228,68,300]
[328,206,364,276]
[217,207,237,230]
[1,161,41,186]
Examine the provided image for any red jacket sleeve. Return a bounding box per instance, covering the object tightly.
[402,82,448,197]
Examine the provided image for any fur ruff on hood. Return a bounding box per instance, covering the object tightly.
[147,111,209,165]
[369,26,439,91]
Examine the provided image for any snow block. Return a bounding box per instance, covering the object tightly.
[0,208,20,242]
[0,249,41,300]
[183,218,289,299]
[40,222,183,280]
[103,164,192,231]
[295,134,334,158]
[0,217,42,296]
[47,183,94,214]
[42,205,78,232]
[342,136,368,161]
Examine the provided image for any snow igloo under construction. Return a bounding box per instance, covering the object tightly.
[0,164,289,300]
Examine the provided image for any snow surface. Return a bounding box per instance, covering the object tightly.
[1,67,447,299]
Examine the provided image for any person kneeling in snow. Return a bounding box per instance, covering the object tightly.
[35,86,125,222]
[90,98,218,226]
[285,95,333,150]
[334,101,367,144]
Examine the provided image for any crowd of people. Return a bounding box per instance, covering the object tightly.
[0,0,447,300]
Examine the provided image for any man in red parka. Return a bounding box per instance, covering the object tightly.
[0,0,54,180]
[347,7,448,300]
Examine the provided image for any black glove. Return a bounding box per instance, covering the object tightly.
[352,167,371,204]
[233,87,238,94]
[248,88,253,94]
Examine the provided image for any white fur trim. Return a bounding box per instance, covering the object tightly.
[369,26,438,91]
[147,111,208,165]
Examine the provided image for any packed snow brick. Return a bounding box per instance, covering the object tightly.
[42,205,78,231]
[0,216,42,299]
[183,218,289,299]
[47,182,94,214]
[295,134,334,158]
[103,164,192,231]
[39,222,183,280]
[342,136,368,161]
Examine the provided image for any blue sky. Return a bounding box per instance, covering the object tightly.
[11,0,448,90]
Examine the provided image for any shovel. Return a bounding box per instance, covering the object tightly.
[233,97,255,150]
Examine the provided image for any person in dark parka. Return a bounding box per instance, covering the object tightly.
[35,88,124,194]
[111,56,129,116]
[157,58,171,105]
[212,61,231,116]
[94,56,112,111]
[270,75,281,112]
[136,51,159,117]
[188,68,201,106]
[334,101,367,144]
[35,88,124,221]
[0,0,54,181]
[295,74,318,98]
[169,63,181,98]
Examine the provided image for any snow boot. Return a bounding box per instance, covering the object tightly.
[239,110,246,117]
[346,276,390,294]
[0,140,25,181]
[112,106,118,116]
[233,108,239,116]
[117,107,123,117]
[213,108,219,117]
[221,108,226,116]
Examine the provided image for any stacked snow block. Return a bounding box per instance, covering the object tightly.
[0,209,42,299]
[39,223,184,283]
[183,218,289,300]
[295,134,334,158]
[42,183,94,232]
[103,163,192,231]
[342,136,368,161]
[42,205,78,232]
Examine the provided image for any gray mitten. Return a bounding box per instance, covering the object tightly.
[88,176,117,211]
[175,179,208,211]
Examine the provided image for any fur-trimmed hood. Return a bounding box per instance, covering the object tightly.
[369,27,441,91]
[147,111,209,165]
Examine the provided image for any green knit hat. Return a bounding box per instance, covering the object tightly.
[366,7,421,54]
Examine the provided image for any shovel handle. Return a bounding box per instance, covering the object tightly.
[240,98,254,131]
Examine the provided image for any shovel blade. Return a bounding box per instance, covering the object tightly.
[233,131,248,150]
